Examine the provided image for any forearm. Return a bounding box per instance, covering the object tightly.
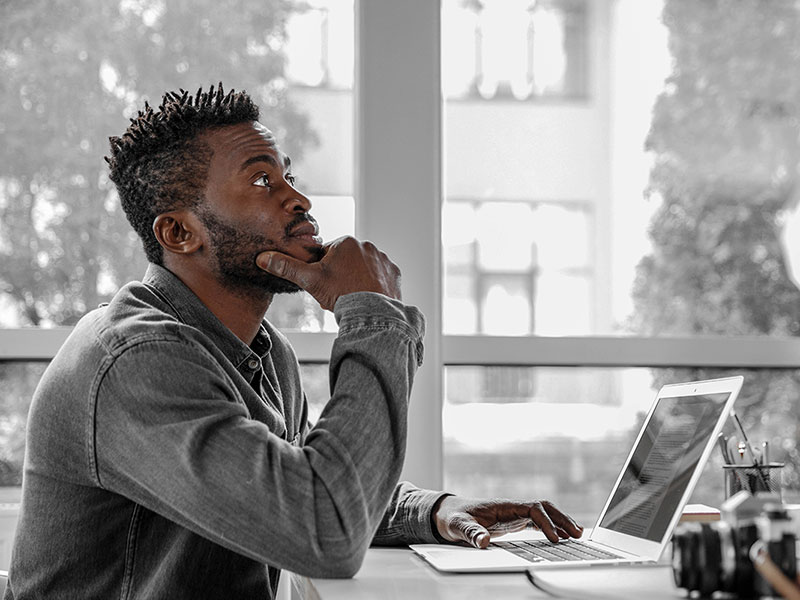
[298,306,421,568]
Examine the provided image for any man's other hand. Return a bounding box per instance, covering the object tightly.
[256,236,401,310]
[433,496,583,549]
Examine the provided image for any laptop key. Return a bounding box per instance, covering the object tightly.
[496,543,545,562]
[494,540,623,564]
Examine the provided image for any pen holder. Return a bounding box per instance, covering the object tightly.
[723,463,784,499]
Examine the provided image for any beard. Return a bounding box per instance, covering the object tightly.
[196,208,323,299]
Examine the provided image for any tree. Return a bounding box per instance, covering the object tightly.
[0,0,317,326]
[632,0,800,492]
[0,0,322,482]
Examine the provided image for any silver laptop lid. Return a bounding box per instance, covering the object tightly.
[589,376,743,560]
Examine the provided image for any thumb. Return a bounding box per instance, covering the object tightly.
[451,515,491,549]
[256,251,316,289]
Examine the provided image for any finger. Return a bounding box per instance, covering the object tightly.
[527,503,560,543]
[541,501,584,538]
[555,526,570,540]
[255,251,317,289]
[451,516,491,549]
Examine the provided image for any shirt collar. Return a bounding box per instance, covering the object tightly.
[141,264,273,370]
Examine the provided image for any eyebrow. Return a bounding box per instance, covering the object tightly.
[239,153,292,173]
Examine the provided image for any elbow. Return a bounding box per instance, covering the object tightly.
[323,545,367,579]
[309,539,368,579]
[324,560,361,579]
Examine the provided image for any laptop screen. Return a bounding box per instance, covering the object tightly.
[598,392,731,542]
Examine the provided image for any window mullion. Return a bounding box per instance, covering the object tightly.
[356,0,444,489]
[443,335,800,369]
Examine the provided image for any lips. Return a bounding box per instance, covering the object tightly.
[289,222,319,238]
[287,221,323,250]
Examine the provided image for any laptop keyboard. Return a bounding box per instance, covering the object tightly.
[492,539,624,563]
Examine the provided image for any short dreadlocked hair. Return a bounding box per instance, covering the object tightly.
[106,83,260,264]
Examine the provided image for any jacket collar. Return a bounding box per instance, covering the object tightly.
[141,264,272,370]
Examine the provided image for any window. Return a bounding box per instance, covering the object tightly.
[439,0,800,520]
[0,0,354,491]
[442,0,588,100]
[443,199,592,335]
[0,363,45,487]
[0,0,354,332]
[444,365,800,525]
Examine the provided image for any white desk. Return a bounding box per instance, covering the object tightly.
[291,546,685,600]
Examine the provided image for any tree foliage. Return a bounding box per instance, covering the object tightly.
[0,0,317,326]
[632,0,800,490]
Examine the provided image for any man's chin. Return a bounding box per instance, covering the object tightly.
[266,277,303,295]
[288,244,324,264]
[254,271,302,295]
[219,270,302,298]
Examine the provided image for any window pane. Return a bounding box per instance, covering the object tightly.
[443,0,800,337]
[444,366,800,526]
[442,0,588,100]
[0,362,48,489]
[299,363,330,425]
[0,0,354,332]
[444,199,592,335]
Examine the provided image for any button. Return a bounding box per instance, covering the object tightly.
[247,358,260,370]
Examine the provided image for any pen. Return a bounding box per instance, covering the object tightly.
[717,433,732,464]
[731,410,770,490]
[732,411,759,465]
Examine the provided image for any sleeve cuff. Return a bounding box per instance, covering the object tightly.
[401,488,453,544]
[334,293,425,339]
[333,292,426,366]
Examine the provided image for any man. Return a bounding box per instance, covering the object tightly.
[5,84,582,599]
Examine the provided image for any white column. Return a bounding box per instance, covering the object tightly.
[355,0,443,489]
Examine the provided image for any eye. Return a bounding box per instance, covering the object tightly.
[253,174,270,188]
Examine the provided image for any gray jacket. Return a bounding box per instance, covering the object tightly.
[6,264,445,599]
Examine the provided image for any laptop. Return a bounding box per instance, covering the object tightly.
[411,376,743,572]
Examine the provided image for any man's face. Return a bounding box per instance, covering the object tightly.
[197,121,323,296]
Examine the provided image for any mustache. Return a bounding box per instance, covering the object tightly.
[284,213,318,237]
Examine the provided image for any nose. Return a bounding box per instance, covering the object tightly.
[282,189,312,214]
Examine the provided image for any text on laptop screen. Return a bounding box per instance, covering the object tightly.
[598,392,730,542]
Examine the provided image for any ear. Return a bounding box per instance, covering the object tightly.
[153,210,204,256]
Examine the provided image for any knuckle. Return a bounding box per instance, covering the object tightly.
[451,515,469,529]
[276,261,293,279]
[336,236,356,249]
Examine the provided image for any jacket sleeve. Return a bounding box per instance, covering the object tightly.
[371,481,451,545]
[93,292,424,578]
